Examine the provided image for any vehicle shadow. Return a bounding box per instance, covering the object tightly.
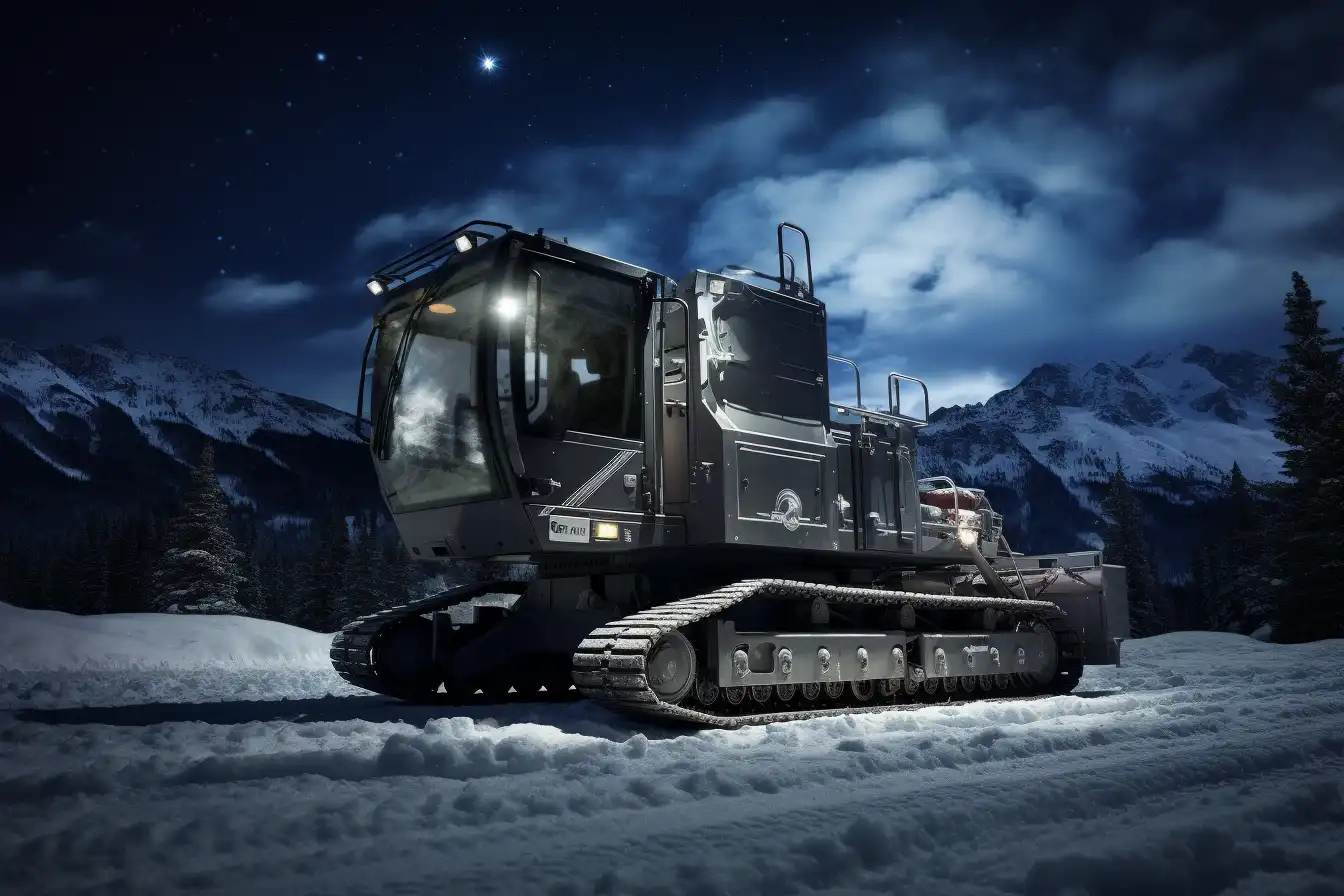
[11,689,653,734]
[14,688,1122,732]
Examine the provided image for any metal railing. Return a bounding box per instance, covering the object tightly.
[826,355,910,426]
[888,372,930,427]
[825,356,933,428]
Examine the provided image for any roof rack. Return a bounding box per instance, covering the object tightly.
[370,219,513,287]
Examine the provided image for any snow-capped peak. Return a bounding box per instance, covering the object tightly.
[1,337,359,466]
[918,342,1285,562]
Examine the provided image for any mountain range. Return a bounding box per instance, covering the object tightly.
[0,337,1283,575]
[916,343,1283,575]
[0,336,379,535]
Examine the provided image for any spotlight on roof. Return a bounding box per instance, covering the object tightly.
[366,277,388,296]
[454,234,474,253]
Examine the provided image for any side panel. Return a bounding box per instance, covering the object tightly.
[719,430,840,551]
[832,427,858,551]
[857,428,903,552]
[1010,553,1130,665]
[1102,563,1131,641]
[518,433,642,516]
[733,442,827,540]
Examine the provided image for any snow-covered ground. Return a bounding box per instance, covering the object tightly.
[1,604,1341,896]
[0,601,366,710]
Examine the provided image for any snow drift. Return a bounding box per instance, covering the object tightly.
[0,602,362,710]
[0,601,338,672]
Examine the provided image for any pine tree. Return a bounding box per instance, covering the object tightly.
[1187,545,1214,630]
[332,524,384,626]
[1102,456,1164,637]
[1265,271,1344,642]
[379,537,422,607]
[255,546,291,622]
[292,511,351,630]
[1211,463,1275,632]
[150,444,250,615]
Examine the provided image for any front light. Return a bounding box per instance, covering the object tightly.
[495,296,520,319]
[366,278,385,296]
[594,522,620,540]
[454,234,474,253]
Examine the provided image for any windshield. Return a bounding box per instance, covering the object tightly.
[373,279,499,511]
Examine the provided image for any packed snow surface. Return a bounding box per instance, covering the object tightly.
[1,605,1341,896]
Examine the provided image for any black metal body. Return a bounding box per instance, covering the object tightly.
[347,221,1128,695]
[357,223,1002,574]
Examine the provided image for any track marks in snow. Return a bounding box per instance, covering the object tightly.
[2,633,1342,896]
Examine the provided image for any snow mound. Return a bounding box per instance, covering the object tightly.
[0,602,337,672]
[0,602,362,710]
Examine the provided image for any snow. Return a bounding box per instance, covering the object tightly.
[0,339,99,429]
[217,473,255,507]
[1,604,1341,895]
[921,344,1287,523]
[0,337,358,454]
[5,430,91,480]
[0,602,361,710]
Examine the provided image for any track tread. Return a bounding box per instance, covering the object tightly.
[571,577,1084,729]
[331,576,1086,727]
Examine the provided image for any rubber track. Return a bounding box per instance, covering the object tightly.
[571,578,1083,729]
[330,582,526,698]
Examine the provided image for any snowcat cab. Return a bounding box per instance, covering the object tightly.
[334,220,1130,727]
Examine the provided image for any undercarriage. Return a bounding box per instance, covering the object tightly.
[330,568,1085,729]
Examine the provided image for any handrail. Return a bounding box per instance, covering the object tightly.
[917,474,964,519]
[827,354,862,409]
[829,402,908,427]
[372,219,513,286]
[777,222,814,296]
[352,321,379,442]
[652,293,694,513]
[887,372,931,427]
[524,269,542,415]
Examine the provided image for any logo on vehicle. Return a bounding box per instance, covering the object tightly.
[547,514,591,543]
[770,489,803,531]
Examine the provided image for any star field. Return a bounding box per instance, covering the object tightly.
[1,1,1339,415]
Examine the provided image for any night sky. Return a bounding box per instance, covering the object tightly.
[4,1,1342,415]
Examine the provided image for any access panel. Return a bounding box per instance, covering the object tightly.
[856,427,903,552]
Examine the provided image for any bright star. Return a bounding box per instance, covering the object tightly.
[316,51,326,63]
[480,55,497,72]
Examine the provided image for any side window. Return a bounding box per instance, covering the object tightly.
[519,261,642,441]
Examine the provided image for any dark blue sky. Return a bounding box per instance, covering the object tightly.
[4,1,1342,413]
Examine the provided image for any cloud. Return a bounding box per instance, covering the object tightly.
[305,321,374,351]
[351,6,1343,408]
[1108,53,1242,124]
[352,98,816,257]
[201,276,317,313]
[1216,186,1344,245]
[0,269,99,306]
